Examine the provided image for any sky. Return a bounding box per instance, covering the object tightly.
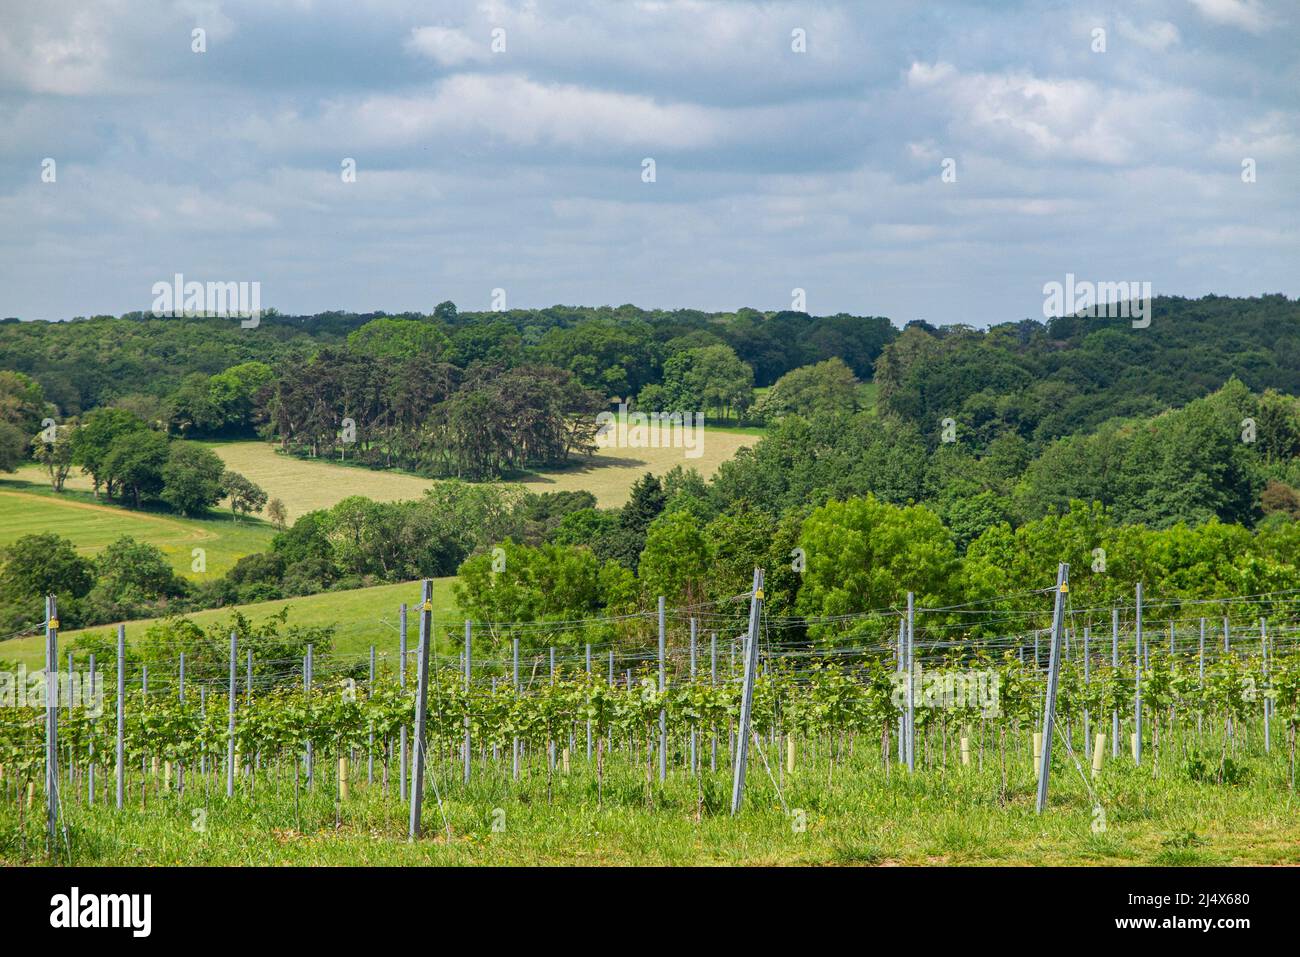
[1,0,1297,326]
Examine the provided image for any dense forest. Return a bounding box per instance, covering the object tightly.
[0,303,894,420]
[875,294,1300,447]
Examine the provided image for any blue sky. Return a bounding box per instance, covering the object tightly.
[1,0,1296,325]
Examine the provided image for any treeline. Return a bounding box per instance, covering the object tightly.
[0,303,896,421]
[875,294,1300,448]
[0,533,190,635]
[6,295,1297,443]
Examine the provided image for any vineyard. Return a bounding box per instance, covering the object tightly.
[4,568,1300,866]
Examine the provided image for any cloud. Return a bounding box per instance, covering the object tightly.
[0,5,116,95]
[1116,17,1181,51]
[0,0,1295,324]
[404,26,488,67]
[1187,0,1272,33]
[0,0,237,96]
[903,60,1202,166]
[906,61,957,87]
[306,73,730,153]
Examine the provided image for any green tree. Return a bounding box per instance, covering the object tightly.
[599,473,665,568]
[347,317,450,360]
[160,441,225,515]
[90,535,188,608]
[103,429,170,507]
[71,407,147,497]
[0,533,95,603]
[0,421,25,472]
[638,506,713,606]
[699,505,805,619]
[755,357,860,421]
[32,420,77,491]
[654,344,754,421]
[166,372,224,437]
[796,494,959,642]
[0,371,48,433]
[534,320,656,397]
[221,470,267,521]
[206,361,274,435]
[454,539,605,650]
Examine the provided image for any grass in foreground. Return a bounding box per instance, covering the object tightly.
[5,736,1297,866]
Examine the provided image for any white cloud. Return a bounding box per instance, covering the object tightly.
[906,140,942,163]
[906,61,956,87]
[1116,17,1181,51]
[1187,0,1271,33]
[404,26,488,67]
[296,74,738,153]
[0,6,114,95]
[904,60,1201,166]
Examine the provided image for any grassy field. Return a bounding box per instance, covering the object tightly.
[211,429,757,521]
[0,475,275,579]
[0,577,460,670]
[1,424,758,573]
[4,737,1297,865]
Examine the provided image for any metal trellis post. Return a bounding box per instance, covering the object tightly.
[115,624,124,810]
[226,630,236,797]
[368,645,376,786]
[1111,608,1119,758]
[399,602,408,802]
[463,620,472,784]
[658,596,667,783]
[729,568,764,815]
[1134,584,1143,766]
[512,637,520,781]
[906,593,915,773]
[689,619,697,775]
[1035,563,1069,814]
[45,595,59,852]
[408,579,433,840]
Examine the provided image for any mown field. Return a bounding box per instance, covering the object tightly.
[0,577,460,670]
[0,476,275,579]
[4,735,1296,866]
[211,428,759,521]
